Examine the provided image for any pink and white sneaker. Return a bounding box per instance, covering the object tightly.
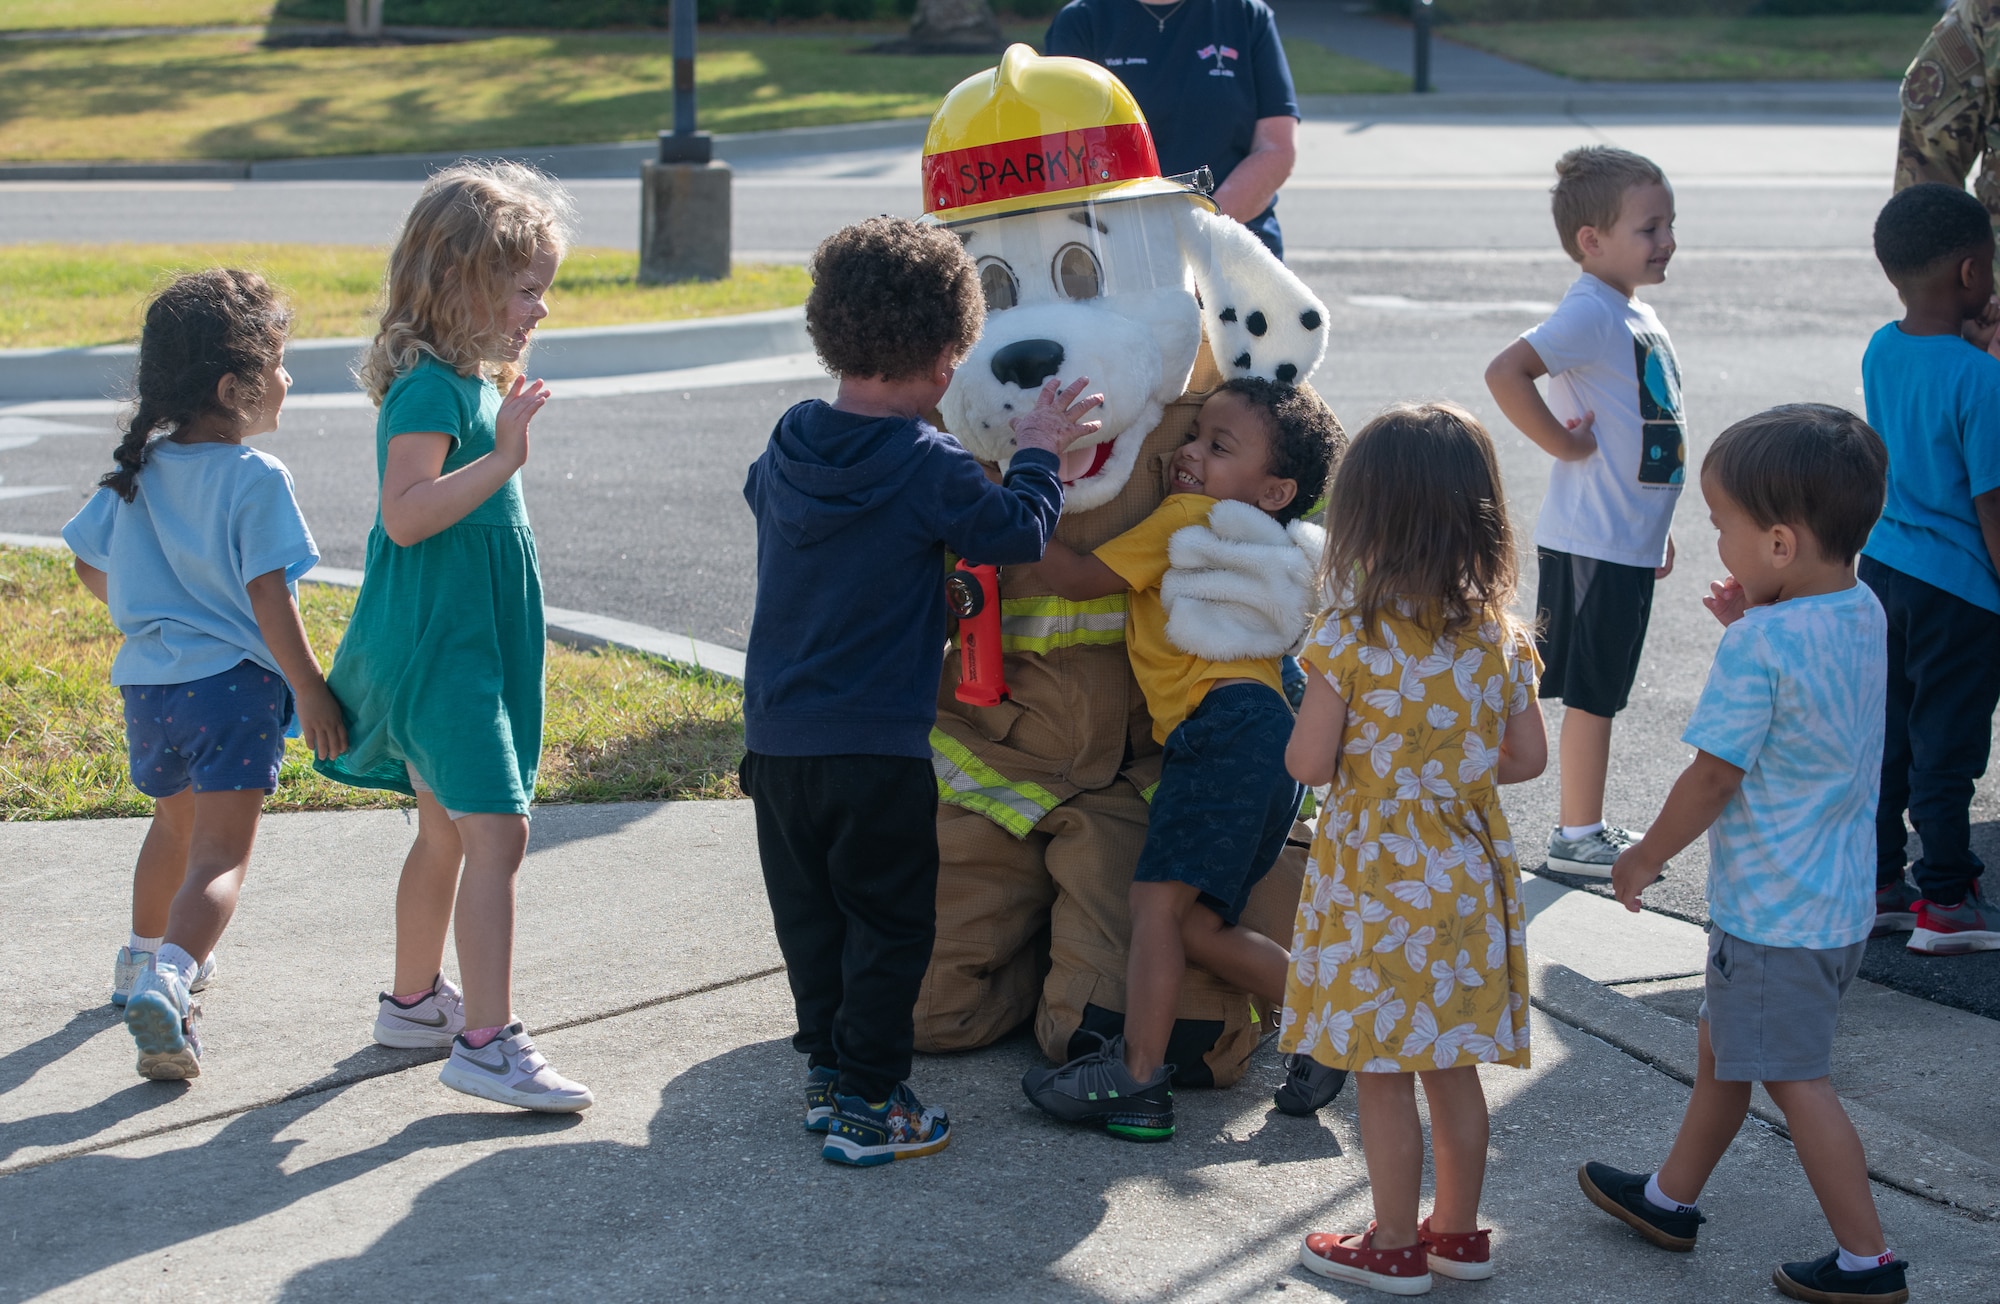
[1300,1224,1433,1296]
[438,1022,593,1113]
[372,974,466,1049]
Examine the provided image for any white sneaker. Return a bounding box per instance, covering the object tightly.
[112,947,214,1007]
[124,964,201,1080]
[438,1022,593,1112]
[372,974,466,1049]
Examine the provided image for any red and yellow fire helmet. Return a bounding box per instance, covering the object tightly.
[922,43,1213,224]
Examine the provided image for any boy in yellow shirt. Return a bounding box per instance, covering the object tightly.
[1023,377,1344,1140]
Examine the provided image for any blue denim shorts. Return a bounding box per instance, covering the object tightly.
[1133,683,1303,925]
[121,660,294,799]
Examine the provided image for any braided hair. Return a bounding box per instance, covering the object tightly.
[101,269,292,502]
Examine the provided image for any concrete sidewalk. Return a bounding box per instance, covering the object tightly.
[2,803,1993,1300]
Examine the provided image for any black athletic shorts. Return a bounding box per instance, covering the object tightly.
[1535,547,1655,717]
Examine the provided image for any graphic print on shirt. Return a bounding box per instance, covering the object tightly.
[1196,43,1239,76]
[1633,330,1685,486]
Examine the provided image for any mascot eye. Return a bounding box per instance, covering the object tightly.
[977,257,1018,311]
[1052,243,1103,300]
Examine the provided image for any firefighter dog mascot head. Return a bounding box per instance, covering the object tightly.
[915,46,1338,1090]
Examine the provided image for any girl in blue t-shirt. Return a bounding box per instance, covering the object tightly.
[63,269,346,1082]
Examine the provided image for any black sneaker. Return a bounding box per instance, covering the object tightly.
[1774,1249,1909,1303]
[1872,879,1920,937]
[1577,1162,1704,1251]
[803,1065,838,1133]
[1021,1032,1175,1142]
[1273,1053,1348,1116]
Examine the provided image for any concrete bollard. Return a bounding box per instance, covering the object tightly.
[639,160,732,284]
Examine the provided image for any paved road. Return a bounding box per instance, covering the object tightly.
[6,117,1996,1012]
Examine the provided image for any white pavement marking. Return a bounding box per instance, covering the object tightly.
[1347,293,1557,314]
[0,485,68,500]
[0,415,99,435]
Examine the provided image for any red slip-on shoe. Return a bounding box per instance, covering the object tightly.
[1300,1223,1433,1296]
[1418,1215,1494,1281]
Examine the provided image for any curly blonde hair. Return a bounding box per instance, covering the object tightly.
[359,160,576,404]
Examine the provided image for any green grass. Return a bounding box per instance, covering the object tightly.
[1446,13,1936,81]
[1285,35,1411,95]
[0,28,1403,163]
[0,0,275,28]
[0,244,811,349]
[0,546,745,820]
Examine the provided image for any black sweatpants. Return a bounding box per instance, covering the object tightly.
[740,751,939,1103]
[1861,557,2000,904]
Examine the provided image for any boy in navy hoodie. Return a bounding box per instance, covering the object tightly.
[741,216,1105,1166]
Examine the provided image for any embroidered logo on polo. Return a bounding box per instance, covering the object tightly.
[1633,330,1685,486]
[1196,43,1238,76]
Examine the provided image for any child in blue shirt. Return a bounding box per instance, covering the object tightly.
[1591,404,1908,1304]
[1857,182,2000,954]
[63,269,345,1082]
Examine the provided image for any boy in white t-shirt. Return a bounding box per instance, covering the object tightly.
[1485,145,1686,877]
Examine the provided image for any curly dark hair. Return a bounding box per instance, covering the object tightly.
[1703,403,1886,565]
[101,268,292,502]
[805,217,983,381]
[1874,182,1992,279]
[1216,376,1346,526]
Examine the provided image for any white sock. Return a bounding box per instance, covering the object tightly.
[1836,1247,1895,1273]
[1561,821,1606,841]
[128,931,163,955]
[1643,1172,1697,1214]
[156,942,199,982]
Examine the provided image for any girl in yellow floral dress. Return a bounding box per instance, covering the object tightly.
[1283,403,1549,1297]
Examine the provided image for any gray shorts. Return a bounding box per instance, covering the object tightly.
[1698,928,1865,1083]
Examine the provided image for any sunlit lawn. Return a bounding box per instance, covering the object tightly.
[0,0,275,28]
[1448,13,1935,82]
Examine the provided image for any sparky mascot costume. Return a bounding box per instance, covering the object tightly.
[914,45,1337,1087]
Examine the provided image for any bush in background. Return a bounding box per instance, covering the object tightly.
[1367,0,1936,19]
[273,0,1063,26]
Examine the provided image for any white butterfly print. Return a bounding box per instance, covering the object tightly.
[1456,893,1479,918]
[1305,1004,1354,1055]
[1388,853,1456,910]
[1408,641,1456,684]
[1349,966,1381,993]
[1485,913,1506,970]
[1357,991,1408,1042]
[1379,817,1425,867]
[1315,621,1358,661]
[1356,635,1400,678]
[1399,1002,1481,1069]
[1459,734,1502,784]
[1466,672,1506,728]
[1430,949,1486,1005]
[1344,721,1404,778]
[1374,916,1436,971]
[1319,937,1359,973]
[1449,645,1487,701]
[1458,1031,1504,1063]
[1293,943,1324,990]
[1362,1057,1403,1073]
[1394,759,1454,801]
[1425,703,1460,730]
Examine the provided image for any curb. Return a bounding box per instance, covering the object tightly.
[1295,88,1899,121]
[0,535,746,681]
[1529,959,2000,1222]
[0,306,809,404]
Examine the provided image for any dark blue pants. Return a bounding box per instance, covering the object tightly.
[1861,557,2000,904]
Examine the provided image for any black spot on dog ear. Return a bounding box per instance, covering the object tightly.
[1300,309,1322,331]
[1219,307,1237,323]
[1246,311,1267,337]
[1276,362,1298,384]
[1233,352,1252,369]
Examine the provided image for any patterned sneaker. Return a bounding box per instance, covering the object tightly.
[1871,880,1920,938]
[124,964,202,1081]
[1273,1052,1348,1117]
[112,948,214,1007]
[1300,1224,1433,1296]
[438,1022,594,1112]
[1907,886,2000,955]
[1418,1216,1493,1281]
[1021,1032,1174,1142]
[1774,1249,1909,1303]
[1545,826,1640,879]
[803,1065,839,1133]
[372,974,466,1048]
[821,1083,951,1166]
[1577,1162,1704,1251]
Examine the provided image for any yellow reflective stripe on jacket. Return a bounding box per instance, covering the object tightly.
[998,593,1127,654]
[930,729,1062,838]
[1140,781,1159,804]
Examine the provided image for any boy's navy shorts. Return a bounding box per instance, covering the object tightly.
[121,660,293,799]
[1536,547,1656,717]
[1134,683,1302,925]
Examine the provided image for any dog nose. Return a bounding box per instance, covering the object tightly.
[990,339,1065,390]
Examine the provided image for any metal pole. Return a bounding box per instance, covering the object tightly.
[659,0,712,163]
[1413,0,1433,94]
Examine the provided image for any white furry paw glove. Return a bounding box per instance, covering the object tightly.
[1161,500,1328,663]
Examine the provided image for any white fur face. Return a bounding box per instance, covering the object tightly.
[938,192,1330,514]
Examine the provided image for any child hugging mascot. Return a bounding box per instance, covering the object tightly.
[914,45,1338,1088]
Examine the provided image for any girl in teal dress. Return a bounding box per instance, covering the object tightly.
[315,161,591,1112]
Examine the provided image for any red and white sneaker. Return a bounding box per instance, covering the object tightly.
[1907,887,2000,956]
[1300,1224,1433,1296]
[1418,1215,1494,1280]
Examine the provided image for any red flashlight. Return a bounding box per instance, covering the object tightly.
[946,561,1007,708]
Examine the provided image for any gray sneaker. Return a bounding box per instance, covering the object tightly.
[112,947,213,1007]
[1545,825,1641,879]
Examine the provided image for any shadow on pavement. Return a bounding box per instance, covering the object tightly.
[0,1006,121,1097]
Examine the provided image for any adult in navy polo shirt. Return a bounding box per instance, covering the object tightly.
[1046,0,1300,258]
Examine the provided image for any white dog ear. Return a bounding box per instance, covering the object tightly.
[1175,204,1328,388]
